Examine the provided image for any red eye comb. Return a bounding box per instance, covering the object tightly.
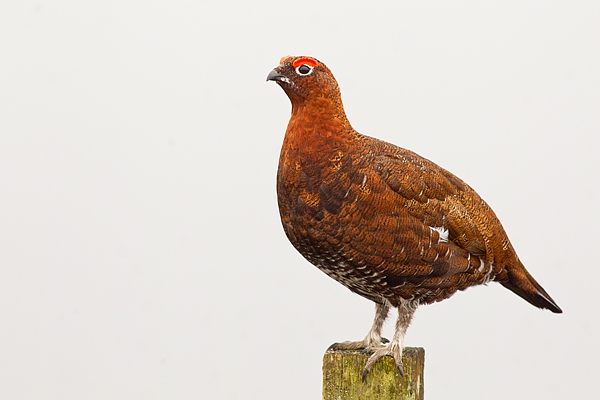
[292,57,318,68]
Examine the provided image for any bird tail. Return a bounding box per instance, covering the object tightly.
[500,261,562,313]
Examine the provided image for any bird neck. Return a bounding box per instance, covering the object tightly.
[281,100,358,170]
[290,94,352,129]
[289,99,354,139]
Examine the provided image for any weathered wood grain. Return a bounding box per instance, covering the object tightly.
[322,347,424,400]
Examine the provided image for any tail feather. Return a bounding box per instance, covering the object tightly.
[501,262,562,314]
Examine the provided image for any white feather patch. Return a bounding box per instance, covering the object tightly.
[429,226,449,243]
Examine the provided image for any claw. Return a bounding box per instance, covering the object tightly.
[396,361,404,377]
[361,356,404,380]
[361,367,369,382]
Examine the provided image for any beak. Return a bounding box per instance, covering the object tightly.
[266,69,287,83]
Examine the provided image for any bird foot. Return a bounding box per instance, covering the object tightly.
[328,340,368,351]
[327,337,389,352]
[361,345,404,381]
[328,338,402,380]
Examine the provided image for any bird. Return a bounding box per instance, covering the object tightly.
[267,55,561,379]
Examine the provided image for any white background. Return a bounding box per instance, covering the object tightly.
[1,1,598,399]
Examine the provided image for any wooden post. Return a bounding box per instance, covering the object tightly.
[322,347,424,400]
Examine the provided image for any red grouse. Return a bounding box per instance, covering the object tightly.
[267,55,561,378]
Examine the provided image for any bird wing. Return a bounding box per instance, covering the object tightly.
[319,139,506,302]
[369,142,498,258]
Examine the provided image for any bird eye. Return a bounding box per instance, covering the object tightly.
[295,64,313,76]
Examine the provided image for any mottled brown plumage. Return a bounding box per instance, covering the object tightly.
[267,55,561,378]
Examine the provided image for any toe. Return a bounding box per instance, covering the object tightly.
[328,340,367,351]
[327,342,340,351]
[391,347,404,376]
[361,348,388,379]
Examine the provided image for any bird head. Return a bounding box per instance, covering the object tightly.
[267,56,342,108]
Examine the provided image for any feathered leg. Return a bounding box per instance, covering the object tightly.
[362,299,417,379]
[328,300,391,351]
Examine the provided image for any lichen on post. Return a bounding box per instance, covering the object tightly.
[322,347,424,400]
